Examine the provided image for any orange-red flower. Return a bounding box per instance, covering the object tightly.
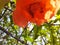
[13,0,56,28]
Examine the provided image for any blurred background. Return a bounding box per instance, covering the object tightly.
[0,0,60,45]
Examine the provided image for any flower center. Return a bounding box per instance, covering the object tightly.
[26,2,44,17]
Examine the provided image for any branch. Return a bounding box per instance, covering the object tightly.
[0,26,28,45]
[4,6,13,12]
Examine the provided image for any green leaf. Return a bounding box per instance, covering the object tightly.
[14,25,19,30]
[13,0,16,4]
[33,25,42,40]
[25,36,33,42]
[57,9,60,15]
[40,30,47,35]
[56,15,60,19]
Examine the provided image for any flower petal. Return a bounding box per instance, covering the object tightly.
[13,10,28,28]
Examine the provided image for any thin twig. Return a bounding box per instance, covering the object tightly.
[0,9,7,19]
[4,6,13,12]
[0,26,28,45]
[0,6,13,19]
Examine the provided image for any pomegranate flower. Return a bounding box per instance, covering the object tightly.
[13,0,60,28]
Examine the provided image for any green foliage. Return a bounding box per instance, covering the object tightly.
[57,9,60,15]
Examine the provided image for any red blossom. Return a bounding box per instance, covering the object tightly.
[13,0,56,28]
